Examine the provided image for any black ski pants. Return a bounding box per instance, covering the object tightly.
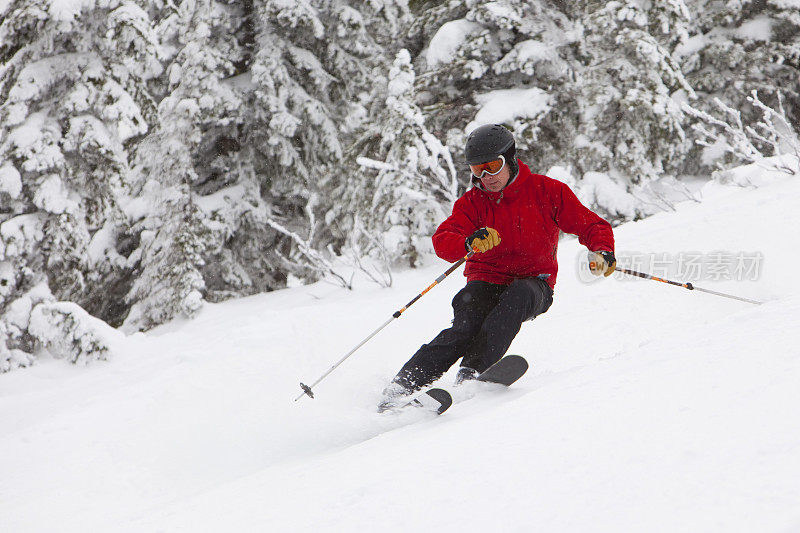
[392,277,553,392]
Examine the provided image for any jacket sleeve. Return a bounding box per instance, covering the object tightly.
[432,195,479,262]
[551,180,615,253]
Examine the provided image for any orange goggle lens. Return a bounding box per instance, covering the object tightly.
[470,156,505,178]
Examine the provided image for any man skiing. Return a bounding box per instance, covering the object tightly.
[379,124,616,409]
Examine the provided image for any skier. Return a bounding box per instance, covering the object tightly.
[379,124,616,409]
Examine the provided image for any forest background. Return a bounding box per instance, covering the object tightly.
[1,0,798,370]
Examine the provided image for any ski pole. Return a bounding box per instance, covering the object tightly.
[614,266,763,305]
[295,250,476,401]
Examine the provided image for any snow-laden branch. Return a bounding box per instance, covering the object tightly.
[264,216,350,289]
[344,215,393,288]
[682,90,800,177]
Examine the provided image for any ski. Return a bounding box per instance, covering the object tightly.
[405,387,453,414]
[379,387,453,415]
[378,356,526,415]
[476,354,529,386]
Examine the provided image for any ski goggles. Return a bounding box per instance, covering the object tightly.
[470,155,506,179]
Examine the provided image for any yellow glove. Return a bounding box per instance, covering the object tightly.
[589,250,616,277]
[466,227,501,253]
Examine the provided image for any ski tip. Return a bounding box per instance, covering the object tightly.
[425,388,453,415]
[504,354,529,370]
[476,354,530,387]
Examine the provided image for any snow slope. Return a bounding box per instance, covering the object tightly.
[2,168,800,532]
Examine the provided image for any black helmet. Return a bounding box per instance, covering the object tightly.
[465,124,515,165]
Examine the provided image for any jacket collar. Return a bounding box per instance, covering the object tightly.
[472,159,529,203]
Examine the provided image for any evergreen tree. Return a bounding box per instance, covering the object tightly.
[126,0,403,326]
[218,0,398,285]
[568,0,695,219]
[124,0,242,330]
[0,0,160,367]
[345,49,458,267]
[407,0,697,221]
[680,0,800,173]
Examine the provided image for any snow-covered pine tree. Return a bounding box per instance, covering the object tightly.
[344,49,458,268]
[682,88,800,179]
[568,0,696,220]
[679,0,800,173]
[0,0,160,368]
[123,0,242,330]
[216,0,398,286]
[406,0,575,166]
[226,0,342,287]
[125,0,401,324]
[408,0,698,222]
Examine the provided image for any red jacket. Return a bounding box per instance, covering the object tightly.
[432,161,614,290]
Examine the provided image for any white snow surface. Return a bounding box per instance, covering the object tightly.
[425,19,483,67]
[48,0,98,22]
[735,16,774,41]
[2,170,800,532]
[466,87,552,134]
[0,163,22,198]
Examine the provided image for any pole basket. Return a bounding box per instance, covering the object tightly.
[299,382,314,400]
